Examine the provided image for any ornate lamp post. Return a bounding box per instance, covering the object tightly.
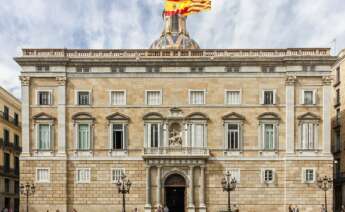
[221,171,237,212]
[20,182,35,212]
[317,175,333,212]
[117,174,132,212]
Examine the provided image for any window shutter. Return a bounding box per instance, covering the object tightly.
[312,89,317,105]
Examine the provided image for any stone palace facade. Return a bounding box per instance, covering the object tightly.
[15,14,337,212]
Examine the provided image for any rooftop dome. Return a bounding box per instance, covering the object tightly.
[150,14,200,49]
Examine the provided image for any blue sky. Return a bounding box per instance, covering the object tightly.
[1,0,345,98]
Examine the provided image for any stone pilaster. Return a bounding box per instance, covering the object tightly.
[285,76,296,154]
[157,166,162,207]
[188,166,195,212]
[145,166,152,212]
[56,76,67,156]
[199,165,206,212]
[322,76,332,154]
[20,76,30,156]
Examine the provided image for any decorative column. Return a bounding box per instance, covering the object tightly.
[56,76,67,156]
[157,166,162,207]
[199,165,206,212]
[322,76,332,154]
[20,76,30,156]
[145,166,152,212]
[188,166,195,212]
[285,76,296,154]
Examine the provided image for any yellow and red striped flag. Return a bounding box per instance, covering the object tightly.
[164,0,211,16]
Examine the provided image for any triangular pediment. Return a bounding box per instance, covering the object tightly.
[33,112,55,120]
[297,112,320,120]
[106,112,130,121]
[258,112,280,120]
[185,112,209,120]
[143,112,165,120]
[72,112,95,120]
[222,112,245,121]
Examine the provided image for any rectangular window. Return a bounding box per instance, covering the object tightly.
[36,66,49,72]
[301,123,315,150]
[111,91,126,105]
[4,179,10,193]
[76,67,90,73]
[112,124,125,150]
[14,181,19,194]
[336,67,340,84]
[227,124,240,150]
[149,123,160,148]
[226,169,240,183]
[112,168,125,183]
[38,124,51,150]
[263,169,274,183]
[78,124,91,150]
[303,168,315,183]
[3,129,9,146]
[225,91,241,105]
[262,90,275,105]
[3,153,10,173]
[189,90,205,105]
[146,91,162,105]
[36,168,50,183]
[37,91,52,105]
[263,124,275,150]
[3,106,9,120]
[335,129,341,152]
[303,90,314,105]
[14,134,19,148]
[77,91,91,105]
[14,157,19,175]
[336,89,340,106]
[189,124,205,147]
[76,168,91,183]
[14,113,19,126]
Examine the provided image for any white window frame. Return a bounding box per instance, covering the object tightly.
[299,121,318,150]
[75,90,92,106]
[301,89,317,105]
[76,168,91,184]
[261,89,276,105]
[224,90,242,105]
[225,168,241,183]
[75,122,93,151]
[261,168,275,184]
[144,122,163,148]
[36,89,53,106]
[35,122,53,151]
[35,168,50,183]
[109,90,127,106]
[108,122,128,151]
[302,168,316,183]
[145,90,163,106]
[259,121,278,151]
[187,121,207,148]
[189,89,206,105]
[111,168,126,183]
[224,121,242,151]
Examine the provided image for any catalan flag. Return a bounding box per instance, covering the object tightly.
[164,0,211,16]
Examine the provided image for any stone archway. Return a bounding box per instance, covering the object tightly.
[164,174,186,212]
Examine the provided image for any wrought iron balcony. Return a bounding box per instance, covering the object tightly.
[143,147,209,158]
[0,111,20,128]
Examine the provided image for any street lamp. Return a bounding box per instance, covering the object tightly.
[221,171,237,212]
[20,182,35,212]
[116,174,132,212]
[317,175,333,212]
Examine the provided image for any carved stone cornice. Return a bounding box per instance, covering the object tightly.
[56,76,67,86]
[285,75,297,85]
[322,76,332,85]
[19,76,30,86]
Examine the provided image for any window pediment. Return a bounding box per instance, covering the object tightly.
[72,112,95,121]
[106,112,130,121]
[185,112,209,120]
[222,112,245,121]
[143,112,165,120]
[33,112,55,121]
[297,112,320,121]
[258,112,280,120]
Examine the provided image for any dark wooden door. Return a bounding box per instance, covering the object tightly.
[165,187,185,212]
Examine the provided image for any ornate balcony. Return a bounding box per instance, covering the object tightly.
[143,147,209,159]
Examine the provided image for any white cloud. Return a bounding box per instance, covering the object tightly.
[0,0,345,98]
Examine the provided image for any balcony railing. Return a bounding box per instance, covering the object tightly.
[0,138,22,153]
[143,147,209,157]
[0,111,20,128]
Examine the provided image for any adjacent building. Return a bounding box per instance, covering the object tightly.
[0,86,21,211]
[332,49,345,211]
[15,14,337,212]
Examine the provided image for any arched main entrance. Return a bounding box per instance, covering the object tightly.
[164,174,186,212]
